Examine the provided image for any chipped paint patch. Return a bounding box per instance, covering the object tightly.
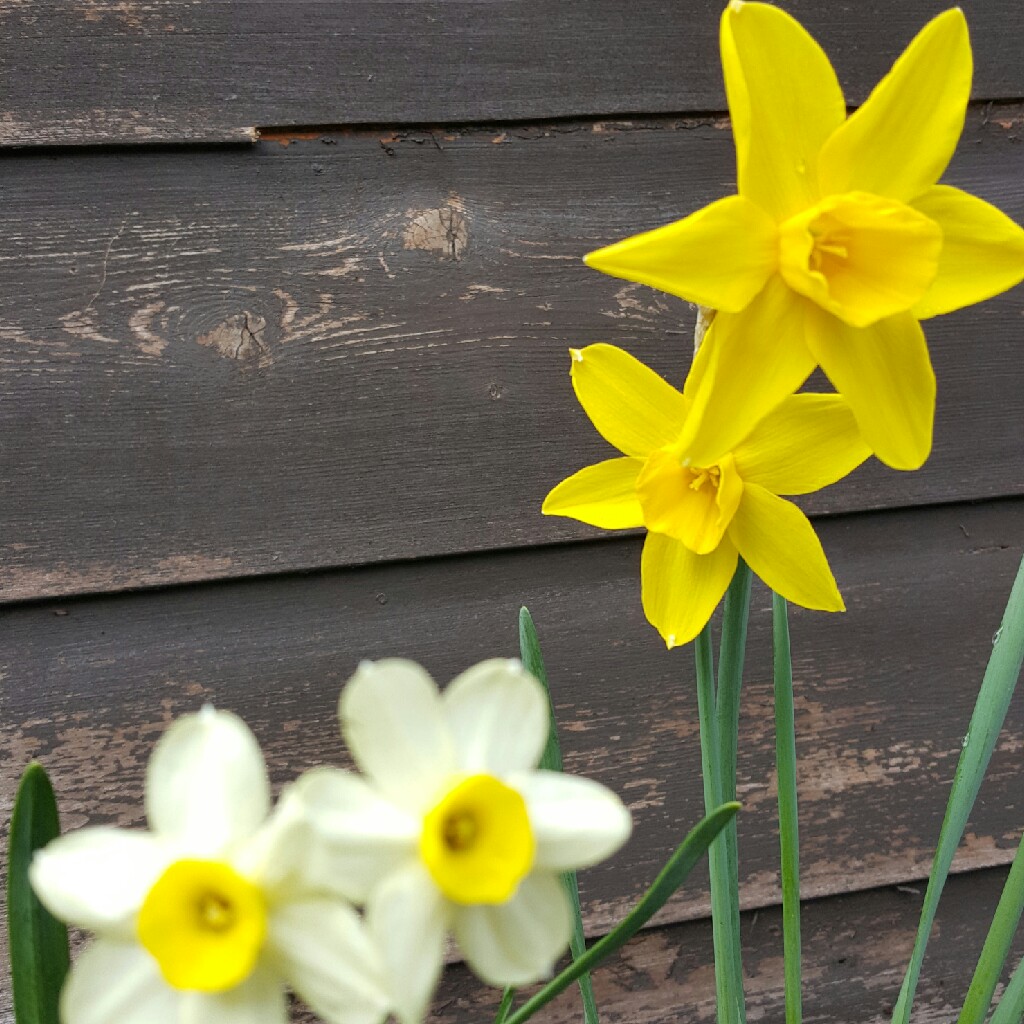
[403,197,469,260]
[196,312,271,368]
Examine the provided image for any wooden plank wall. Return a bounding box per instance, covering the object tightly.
[1,1,1023,1019]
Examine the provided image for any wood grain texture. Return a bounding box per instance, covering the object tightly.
[0,1,1020,147]
[1,499,1021,943]
[426,867,1024,1024]
[1,110,1022,602]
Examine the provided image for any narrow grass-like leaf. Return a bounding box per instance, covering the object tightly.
[503,802,741,1024]
[8,763,69,1024]
[773,594,802,1024]
[493,985,516,1024]
[989,951,1024,1024]
[892,554,1024,1024]
[519,606,599,1024]
[956,829,1024,1024]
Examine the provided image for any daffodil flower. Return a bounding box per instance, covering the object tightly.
[285,658,632,1024]
[542,344,871,647]
[585,3,1024,471]
[29,707,391,1024]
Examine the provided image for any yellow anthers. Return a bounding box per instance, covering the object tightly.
[137,859,267,993]
[420,774,536,905]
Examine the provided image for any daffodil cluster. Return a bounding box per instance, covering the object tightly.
[546,2,1024,645]
[29,662,631,1024]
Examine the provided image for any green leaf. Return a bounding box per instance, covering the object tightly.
[956,830,1024,1024]
[519,607,599,1024]
[8,763,70,1024]
[892,555,1024,1024]
[503,802,741,1024]
[989,950,1024,1024]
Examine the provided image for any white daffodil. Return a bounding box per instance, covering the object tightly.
[30,707,392,1024]
[287,658,633,1024]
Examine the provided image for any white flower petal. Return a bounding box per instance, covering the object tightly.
[366,862,447,1024]
[183,967,287,1024]
[30,829,170,936]
[339,660,456,811]
[512,770,632,872]
[452,872,572,987]
[60,939,178,1024]
[270,898,391,1024]
[443,659,549,775]
[146,706,270,856]
[270,768,419,902]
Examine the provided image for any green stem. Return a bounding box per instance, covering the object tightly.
[989,952,1024,1024]
[716,561,752,1024]
[695,624,744,1024]
[773,593,802,1024]
[494,987,516,1024]
[503,803,741,1024]
[956,832,1024,1024]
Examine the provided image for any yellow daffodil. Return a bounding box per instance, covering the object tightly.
[285,658,632,1024]
[543,344,871,647]
[585,3,1024,471]
[30,707,391,1024]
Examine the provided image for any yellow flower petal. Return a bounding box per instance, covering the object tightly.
[542,458,645,529]
[911,184,1024,319]
[640,531,738,649]
[818,9,972,203]
[805,307,935,471]
[636,450,743,555]
[569,344,690,458]
[778,191,942,327]
[727,484,844,612]
[583,195,777,311]
[721,1,846,220]
[678,276,816,467]
[733,395,871,496]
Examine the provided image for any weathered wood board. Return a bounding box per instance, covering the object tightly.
[0,1,1020,147]
[2,498,1020,946]
[1,109,1021,602]
[428,867,1024,1024]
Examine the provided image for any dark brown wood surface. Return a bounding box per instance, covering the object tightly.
[2,108,1021,603]
[429,867,1024,1024]
[0,1,1020,147]
[2,498,1021,936]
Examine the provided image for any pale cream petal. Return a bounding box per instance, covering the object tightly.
[30,828,170,937]
[60,939,179,1024]
[270,899,391,1024]
[452,872,572,987]
[146,706,269,856]
[340,659,457,813]
[366,862,448,1024]
[265,768,418,903]
[184,968,288,1024]
[510,770,632,872]
[444,659,549,775]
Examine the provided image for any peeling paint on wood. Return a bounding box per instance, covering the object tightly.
[0,112,1021,602]
[0,1,1020,147]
